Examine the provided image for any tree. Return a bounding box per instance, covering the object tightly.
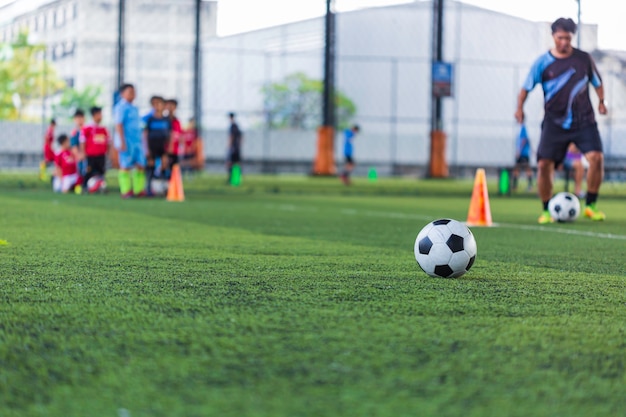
[53,85,103,120]
[0,31,65,120]
[261,72,357,130]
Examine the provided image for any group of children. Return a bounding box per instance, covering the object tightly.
[40,93,202,196]
[40,106,110,194]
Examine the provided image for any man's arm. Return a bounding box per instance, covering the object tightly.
[594,85,607,115]
[515,89,529,124]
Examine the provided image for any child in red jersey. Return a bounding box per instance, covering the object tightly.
[181,117,199,173]
[80,106,110,191]
[165,98,183,171]
[53,134,81,193]
[39,118,56,180]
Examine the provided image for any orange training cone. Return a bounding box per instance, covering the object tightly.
[466,168,493,226]
[166,164,185,202]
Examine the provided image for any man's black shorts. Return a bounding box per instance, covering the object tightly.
[148,139,168,159]
[537,122,602,166]
[86,155,106,176]
[345,155,354,164]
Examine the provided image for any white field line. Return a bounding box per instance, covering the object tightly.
[354,209,626,241]
[267,204,626,241]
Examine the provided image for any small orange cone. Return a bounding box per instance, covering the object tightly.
[166,164,185,202]
[466,168,493,226]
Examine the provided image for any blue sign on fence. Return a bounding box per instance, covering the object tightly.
[432,61,453,97]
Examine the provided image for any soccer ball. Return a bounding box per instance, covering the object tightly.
[414,219,477,278]
[150,178,168,196]
[86,176,106,194]
[548,192,580,222]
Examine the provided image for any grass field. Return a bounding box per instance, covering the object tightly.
[1,172,625,417]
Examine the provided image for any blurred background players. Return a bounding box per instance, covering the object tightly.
[143,96,172,195]
[226,112,243,184]
[142,95,160,127]
[80,106,110,192]
[70,109,86,178]
[512,123,533,192]
[340,124,360,185]
[40,118,56,181]
[179,117,200,174]
[114,83,146,198]
[165,98,183,169]
[53,134,81,193]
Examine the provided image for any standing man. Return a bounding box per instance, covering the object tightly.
[515,17,607,223]
[114,83,146,198]
[340,124,360,185]
[226,112,243,184]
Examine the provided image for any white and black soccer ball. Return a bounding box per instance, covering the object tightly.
[548,192,580,222]
[414,219,477,278]
[86,176,106,194]
[150,179,168,196]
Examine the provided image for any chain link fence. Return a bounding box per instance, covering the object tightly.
[1,0,624,178]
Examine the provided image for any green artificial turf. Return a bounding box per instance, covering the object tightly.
[0,173,625,417]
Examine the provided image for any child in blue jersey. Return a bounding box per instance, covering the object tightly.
[144,96,172,195]
[512,124,533,192]
[340,124,360,185]
[114,83,146,198]
[69,109,86,178]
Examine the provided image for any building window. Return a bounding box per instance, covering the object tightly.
[64,41,75,57]
[57,8,66,27]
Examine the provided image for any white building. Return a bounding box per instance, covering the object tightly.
[199,1,625,173]
[0,0,217,119]
[1,0,624,173]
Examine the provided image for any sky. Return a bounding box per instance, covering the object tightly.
[0,0,622,50]
[215,0,625,51]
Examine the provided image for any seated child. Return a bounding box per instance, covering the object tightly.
[53,134,81,194]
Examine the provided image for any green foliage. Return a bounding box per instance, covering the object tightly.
[0,31,65,120]
[0,174,625,417]
[52,85,103,121]
[261,72,357,130]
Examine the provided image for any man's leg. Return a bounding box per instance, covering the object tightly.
[583,151,605,220]
[537,158,555,224]
[585,151,603,195]
[572,159,584,196]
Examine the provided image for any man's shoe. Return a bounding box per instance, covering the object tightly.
[121,191,134,199]
[584,205,606,221]
[538,210,554,224]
